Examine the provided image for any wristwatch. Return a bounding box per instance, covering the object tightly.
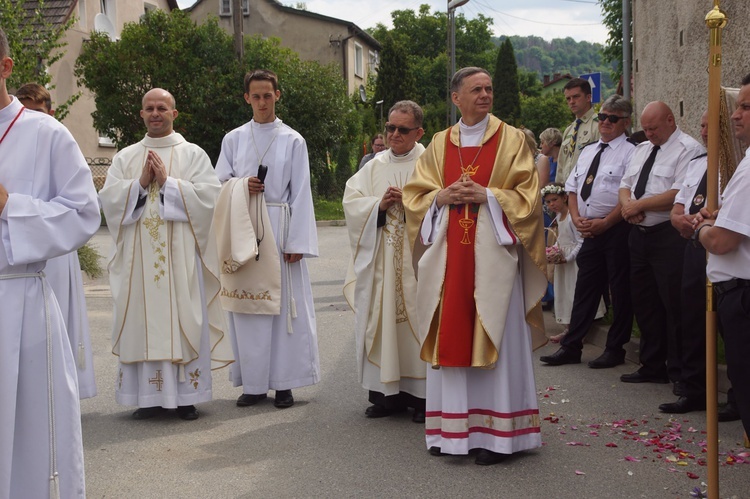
[692,223,711,247]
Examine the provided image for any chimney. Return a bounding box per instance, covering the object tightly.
[553,72,561,80]
[543,74,550,86]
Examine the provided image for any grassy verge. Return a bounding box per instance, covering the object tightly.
[314,198,344,221]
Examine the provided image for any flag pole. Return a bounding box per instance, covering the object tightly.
[704,3,727,498]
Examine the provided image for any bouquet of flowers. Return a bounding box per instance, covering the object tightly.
[546,244,565,264]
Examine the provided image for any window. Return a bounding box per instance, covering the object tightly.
[220,0,249,16]
[78,0,86,29]
[368,50,379,72]
[354,42,363,78]
[144,2,158,15]
[98,133,116,148]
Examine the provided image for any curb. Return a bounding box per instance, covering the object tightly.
[586,321,731,395]
[316,219,346,227]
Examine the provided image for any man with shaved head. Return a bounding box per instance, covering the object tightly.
[618,102,704,398]
[100,88,232,421]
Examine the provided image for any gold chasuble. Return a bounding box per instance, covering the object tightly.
[403,115,548,368]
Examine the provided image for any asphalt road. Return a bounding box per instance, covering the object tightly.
[80,226,749,498]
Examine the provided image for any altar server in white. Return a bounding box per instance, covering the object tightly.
[16,82,97,399]
[100,88,232,421]
[215,69,320,409]
[343,100,428,423]
[0,28,100,498]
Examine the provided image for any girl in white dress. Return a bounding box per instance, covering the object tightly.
[542,183,604,342]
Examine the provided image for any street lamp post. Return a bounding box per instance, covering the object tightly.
[376,100,384,131]
[447,0,469,126]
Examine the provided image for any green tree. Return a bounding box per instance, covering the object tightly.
[599,0,626,81]
[519,91,572,137]
[75,11,356,197]
[492,39,521,125]
[373,33,416,121]
[76,10,242,162]
[0,0,79,119]
[518,68,542,97]
[369,4,494,132]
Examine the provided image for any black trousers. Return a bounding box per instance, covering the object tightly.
[679,243,708,398]
[561,220,633,354]
[629,223,686,380]
[716,287,750,436]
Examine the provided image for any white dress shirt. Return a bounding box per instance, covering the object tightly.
[620,128,705,226]
[707,149,750,282]
[566,133,636,219]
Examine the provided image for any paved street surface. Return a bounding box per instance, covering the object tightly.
[81,226,748,498]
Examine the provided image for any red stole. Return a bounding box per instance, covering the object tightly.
[436,127,501,366]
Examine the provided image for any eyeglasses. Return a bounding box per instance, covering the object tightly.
[385,124,419,135]
[372,142,386,148]
[597,113,628,123]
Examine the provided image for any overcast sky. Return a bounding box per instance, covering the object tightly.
[176,0,609,44]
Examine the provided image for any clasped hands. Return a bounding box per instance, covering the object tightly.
[140,150,168,189]
[380,186,402,211]
[620,198,645,225]
[573,216,609,239]
[436,174,488,208]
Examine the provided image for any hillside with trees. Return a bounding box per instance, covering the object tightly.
[496,35,617,96]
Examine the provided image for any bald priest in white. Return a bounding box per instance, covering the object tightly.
[215,69,320,409]
[343,100,428,422]
[100,88,232,422]
[0,28,100,498]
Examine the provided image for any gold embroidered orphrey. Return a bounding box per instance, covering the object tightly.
[384,205,408,324]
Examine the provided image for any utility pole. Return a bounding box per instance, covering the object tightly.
[622,0,631,102]
[232,0,244,61]
[447,0,469,125]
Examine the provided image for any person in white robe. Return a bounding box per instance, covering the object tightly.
[403,67,547,466]
[343,101,428,423]
[99,88,232,421]
[215,69,320,409]
[16,82,97,399]
[0,29,100,498]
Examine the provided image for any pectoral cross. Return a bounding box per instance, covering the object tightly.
[149,370,164,391]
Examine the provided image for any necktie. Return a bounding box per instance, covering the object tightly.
[633,145,660,199]
[689,169,708,214]
[579,143,608,201]
[569,118,583,155]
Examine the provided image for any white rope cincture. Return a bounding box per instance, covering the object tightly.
[267,202,297,333]
[0,271,59,499]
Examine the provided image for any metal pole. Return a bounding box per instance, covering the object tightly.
[446,1,452,127]
[450,10,457,125]
[622,0,631,102]
[704,3,727,498]
[232,0,244,61]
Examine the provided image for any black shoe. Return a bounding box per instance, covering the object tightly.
[718,401,741,422]
[620,370,669,384]
[274,389,294,408]
[540,348,581,366]
[587,351,625,369]
[412,410,426,424]
[236,393,267,407]
[132,406,165,420]
[475,449,509,465]
[365,404,391,418]
[428,446,445,457]
[176,405,199,420]
[672,381,687,396]
[658,396,706,414]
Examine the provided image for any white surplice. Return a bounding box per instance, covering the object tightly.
[343,144,427,398]
[45,252,97,399]
[0,97,100,498]
[100,132,232,409]
[215,118,320,394]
